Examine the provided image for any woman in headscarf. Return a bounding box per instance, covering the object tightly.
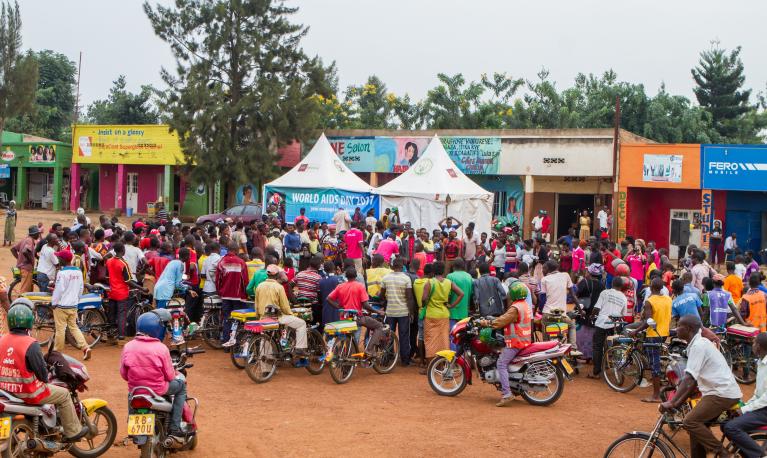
[3,200,16,246]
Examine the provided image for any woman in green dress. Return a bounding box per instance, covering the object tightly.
[3,200,16,246]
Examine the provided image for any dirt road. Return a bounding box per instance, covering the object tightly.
[0,210,753,457]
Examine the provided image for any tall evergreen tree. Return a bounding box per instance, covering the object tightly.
[692,44,752,140]
[0,1,37,150]
[86,75,159,125]
[144,0,335,191]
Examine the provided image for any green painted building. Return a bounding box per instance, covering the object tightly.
[0,131,79,211]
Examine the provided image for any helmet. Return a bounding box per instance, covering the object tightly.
[7,302,34,330]
[615,263,630,276]
[136,312,166,341]
[151,308,172,326]
[508,281,528,302]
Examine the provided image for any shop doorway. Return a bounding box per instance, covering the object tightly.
[669,209,702,259]
[126,173,139,213]
[556,194,593,239]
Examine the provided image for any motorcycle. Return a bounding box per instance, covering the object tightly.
[539,307,581,375]
[127,345,204,457]
[0,347,117,457]
[427,316,573,405]
[720,323,760,384]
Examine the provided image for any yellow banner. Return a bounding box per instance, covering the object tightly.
[72,125,184,165]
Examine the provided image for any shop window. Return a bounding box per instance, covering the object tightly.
[492,191,507,217]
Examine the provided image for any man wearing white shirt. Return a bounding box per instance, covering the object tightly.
[661,315,742,458]
[589,277,628,378]
[724,233,739,261]
[121,232,145,276]
[597,205,609,238]
[531,210,544,240]
[724,332,767,457]
[37,233,60,292]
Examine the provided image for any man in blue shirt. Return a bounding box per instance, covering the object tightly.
[283,223,301,267]
[672,280,703,320]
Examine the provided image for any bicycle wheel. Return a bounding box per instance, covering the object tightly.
[78,309,106,347]
[372,331,399,374]
[230,331,249,369]
[31,304,55,346]
[200,310,223,350]
[304,329,326,375]
[245,334,279,383]
[329,337,357,384]
[602,345,642,393]
[731,341,757,385]
[604,432,673,457]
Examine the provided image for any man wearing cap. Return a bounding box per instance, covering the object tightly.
[255,265,307,354]
[11,226,41,294]
[51,250,91,359]
[531,210,544,240]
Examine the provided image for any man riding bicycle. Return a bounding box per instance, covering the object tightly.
[327,267,385,357]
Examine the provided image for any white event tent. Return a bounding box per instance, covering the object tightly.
[263,134,378,223]
[375,135,494,234]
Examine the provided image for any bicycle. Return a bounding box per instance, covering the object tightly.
[603,407,766,457]
[602,320,675,393]
[198,294,224,349]
[7,267,41,301]
[324,308,399,384]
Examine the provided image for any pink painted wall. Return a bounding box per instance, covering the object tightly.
[99,164,164,212]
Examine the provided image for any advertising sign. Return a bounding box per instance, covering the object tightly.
[0,164,9,179]
[701,189,713,251]
[72,125,184,165]
[643,154,682,183]
[265,186,379,223]
[702,145,767,191]
[28,145,56,163]
[328,136,500,174]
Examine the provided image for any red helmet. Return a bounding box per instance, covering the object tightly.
[615,263,630,276]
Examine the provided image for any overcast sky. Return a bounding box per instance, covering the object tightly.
[18,0,767,109]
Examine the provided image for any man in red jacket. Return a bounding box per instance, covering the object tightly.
[215,242,249,346]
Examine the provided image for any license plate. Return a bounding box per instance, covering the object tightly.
[0,417,10,440]
[560,359,574,375]
[127,414,155,436]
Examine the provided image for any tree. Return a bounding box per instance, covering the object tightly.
[423,73,485,129]
[144,0,335,191]
[6,50,76,141]
[692,44,753,140]
[344,75,395,129]
[86,75,159,124]
[0,1,37,150]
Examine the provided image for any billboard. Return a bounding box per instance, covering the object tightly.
[642,154,682,183]
[701,145,767,191]
[72,125,184,165]
[264,186,379,223]
[328,136,500,174]
[28,145,57,163]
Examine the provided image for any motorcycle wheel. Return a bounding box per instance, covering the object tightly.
[78,309,106,348]
[230,333,249,369]
[520,361,564,406]
[199,311,223,350]
[69,406,118,458]
[329,337,357,384]
[245,334,279,383]
[139,419,166,458]
[427,355,467,397]
[304,329,326,375]
[2,418,35,458]
[726,432,767,456]
[372,332,399,374]
[602,345,642,393]
[604,432,673,458]
[31,304,55,347]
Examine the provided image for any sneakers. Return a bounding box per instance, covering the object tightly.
[221,338,237,348]
[82,347,92,361]
[570,350,583,357]
[496,395,514,407]
[638,378,651,388]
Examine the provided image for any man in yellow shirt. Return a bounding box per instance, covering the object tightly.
[723,261,744,305]
[254,265,307,354]
[365,254,392,299]
[631,277,671,403]
[246,248,266,281]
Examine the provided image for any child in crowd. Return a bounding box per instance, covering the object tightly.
[735,255,747,280]
[723,261,744,305]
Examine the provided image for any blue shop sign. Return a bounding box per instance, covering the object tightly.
[701,145,767,191]
[0,164,9,179]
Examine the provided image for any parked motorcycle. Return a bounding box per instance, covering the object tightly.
[539,307,581,375]
[720,324,760,384]
[127,345,204,457]
[0,348,117,457]
[427,316,573,405]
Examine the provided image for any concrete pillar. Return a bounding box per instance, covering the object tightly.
[69,163,80,211]
[163,165,173,209]
[214,181,224,213]
[523,175,534,240]
[52,166,63,211]
[116,164,126,213]
[369,172,378,187]
[15,166,26,207]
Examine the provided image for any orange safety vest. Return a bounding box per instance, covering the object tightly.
[0,333,50,404]
[504,300,532,349]
[745,289,767,332]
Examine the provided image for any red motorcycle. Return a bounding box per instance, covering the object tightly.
[426,316,574,406]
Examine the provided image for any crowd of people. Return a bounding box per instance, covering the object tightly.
[4,203,767,456]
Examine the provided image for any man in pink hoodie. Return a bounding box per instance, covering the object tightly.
[120,310,187,440]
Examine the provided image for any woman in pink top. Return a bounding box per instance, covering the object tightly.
[624,247,647,289]
[375,233,400,264]
[572,240,586,275]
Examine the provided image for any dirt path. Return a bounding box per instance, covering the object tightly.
[0,210,753,457]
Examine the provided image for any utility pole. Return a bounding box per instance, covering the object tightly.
[611,95,621,240]
[73,52,82,124]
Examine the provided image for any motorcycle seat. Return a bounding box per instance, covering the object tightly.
[517,341,559,357]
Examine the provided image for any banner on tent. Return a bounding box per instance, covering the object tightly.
[265,187,379,223]
[327,136,500,175]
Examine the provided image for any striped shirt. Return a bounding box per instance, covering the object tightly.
[381,272,412,318]
[294,269,322,303]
